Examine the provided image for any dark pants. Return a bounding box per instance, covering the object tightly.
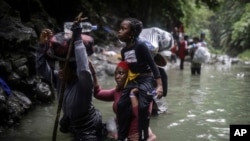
[180,58,184,70]
[191,67,201,75]
[117,75,154,141]
[191,62,201,75]
[60,109,103,141]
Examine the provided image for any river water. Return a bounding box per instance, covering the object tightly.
[0,62,250,141]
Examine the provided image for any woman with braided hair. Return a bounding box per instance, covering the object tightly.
[117,18,163,141]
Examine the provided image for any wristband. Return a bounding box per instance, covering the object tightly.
[129,93,135,97]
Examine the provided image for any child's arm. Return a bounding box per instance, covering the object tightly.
[139,43,163,98]
[36,29,55,82]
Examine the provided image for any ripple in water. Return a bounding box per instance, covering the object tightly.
[206,118,226,123]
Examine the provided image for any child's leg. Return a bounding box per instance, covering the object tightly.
[117,89,132,140]
[130,88,139,124]
[128,88,140,141]
[130,88,152,140]
[130,88,139,108]
[147,127,157,141]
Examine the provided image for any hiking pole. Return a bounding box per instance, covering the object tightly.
[52,12,83,141]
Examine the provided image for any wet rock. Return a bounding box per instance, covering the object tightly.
[6,95,23,123]
[12,91,32,110]
[0,88,7,113]
[11,57,28,69]
[0,2,45,129]
[0,60,12,77]
[34,81,54,103]
[0,87,32,127]
[105,63,116,76]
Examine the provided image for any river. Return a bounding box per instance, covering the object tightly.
[0,62,250,141]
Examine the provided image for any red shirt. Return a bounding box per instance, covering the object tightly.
[178,40,187,59]
[93,85,152,137]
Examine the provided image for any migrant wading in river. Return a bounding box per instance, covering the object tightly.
[51,13,83,141]
[116,18,164,141]
[51,12,102,141]
[36,12,103,141]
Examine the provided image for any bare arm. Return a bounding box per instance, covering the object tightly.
[155,78,163,99]
[36,29,55,81]
[89,61,98,87]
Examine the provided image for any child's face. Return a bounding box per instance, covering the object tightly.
[117,20,132,43]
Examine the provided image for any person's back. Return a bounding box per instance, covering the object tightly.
[178,36,188,70]
[189,37,202,75]
[200,31,207,48]
[178,39,187,60]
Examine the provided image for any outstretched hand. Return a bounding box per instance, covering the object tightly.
[71,22,82,41]
[39,29,53,45]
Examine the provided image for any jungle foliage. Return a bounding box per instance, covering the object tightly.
[215,1,250,57]
[194,0,250,57]
[3,0,250,57]
[78,0,250,57]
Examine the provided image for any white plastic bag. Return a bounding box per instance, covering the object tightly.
[139,27,174,52]
[153,97,168,114]
[106,117,117,133]
[192,47,210,63]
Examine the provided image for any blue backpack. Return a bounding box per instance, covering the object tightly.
[0,78,12,96]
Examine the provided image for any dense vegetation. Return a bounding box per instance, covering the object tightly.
[212,0,250,58]
[3,0,250,58]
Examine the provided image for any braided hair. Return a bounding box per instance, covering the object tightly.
[124,18,143,41]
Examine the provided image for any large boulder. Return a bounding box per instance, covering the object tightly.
[0,1,55,129]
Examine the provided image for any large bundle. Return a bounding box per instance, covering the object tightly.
[139,27,174,52]
[47,32,94,61]
[139,27,174,67]
[192,47,210,63]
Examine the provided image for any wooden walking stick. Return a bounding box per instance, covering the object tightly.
[52,12,83,141]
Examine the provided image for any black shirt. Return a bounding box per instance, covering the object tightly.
[121,38,161,79]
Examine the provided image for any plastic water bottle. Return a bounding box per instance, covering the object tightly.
[147,89,157,98]
[152,90,158,99]
[64,22,98,33]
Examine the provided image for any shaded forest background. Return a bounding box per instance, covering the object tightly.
[1,0,250,58]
